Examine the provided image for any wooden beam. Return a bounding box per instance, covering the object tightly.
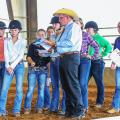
[26,0,38,44]
[6,0,14,20]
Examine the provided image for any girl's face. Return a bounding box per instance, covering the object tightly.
[36,31,45,39]
[52,23,60,31]
[10,28,20,37]
[117,22,120,34]
[47,28,54,37]
[86,28,95,35]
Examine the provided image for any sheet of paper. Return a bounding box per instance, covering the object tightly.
[109,48,120,67]
[37,49,60,58]
[40,41,52,51]
[34,39,52,51]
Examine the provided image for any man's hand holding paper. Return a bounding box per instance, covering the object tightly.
[44,39,56,47]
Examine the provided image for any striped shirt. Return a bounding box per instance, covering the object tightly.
[80,31,99,60]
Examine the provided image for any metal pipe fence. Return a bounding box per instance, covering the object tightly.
[1,17,119,67]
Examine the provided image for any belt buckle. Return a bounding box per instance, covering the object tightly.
[34,67,40,71]
[34,66,47,71]
[73,51,79,54]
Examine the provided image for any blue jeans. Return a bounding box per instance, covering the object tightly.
[89,59,105,105]
[44,85,50,109]
[24,67,47,110]
[50,57,60,111]
[0,62,5,93]
[61,90,66,112]
[112,67,120,111]
[79,58,91,109]
[0,62,25,114]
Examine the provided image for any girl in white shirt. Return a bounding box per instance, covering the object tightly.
[0,20,26,117]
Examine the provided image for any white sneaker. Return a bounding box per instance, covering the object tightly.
[24,109,30,115]
[95,104,102,108]
[14,112,20,117]
[36,109,43,114]
[0,112,8,116]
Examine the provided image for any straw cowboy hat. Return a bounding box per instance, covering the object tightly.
[53,8,79,20]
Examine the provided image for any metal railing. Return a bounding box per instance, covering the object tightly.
[5,27,120,67]
[1,17,119,67]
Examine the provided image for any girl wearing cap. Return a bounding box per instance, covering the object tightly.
[107,22,120,113]
[85,21,112,108]
[24,29,50,114]
[75,18,99,113]
[0,21,7,94]
[46,16,66,114]
[0,20,27,117]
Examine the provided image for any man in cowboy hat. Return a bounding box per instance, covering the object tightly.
[47,8,85,119]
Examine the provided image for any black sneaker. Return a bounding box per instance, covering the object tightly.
[65,112,72,117]
[44,110,58,115]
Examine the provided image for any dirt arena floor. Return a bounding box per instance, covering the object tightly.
[0,68,120,120]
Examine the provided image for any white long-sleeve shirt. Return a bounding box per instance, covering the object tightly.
[4,36,27,69]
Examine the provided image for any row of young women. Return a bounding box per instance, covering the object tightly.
[0,18,120,118]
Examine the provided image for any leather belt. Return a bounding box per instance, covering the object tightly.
[29,66,47,71]
[61,51,79,57]
[9,60,23,65]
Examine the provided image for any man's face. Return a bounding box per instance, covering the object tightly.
[36,31,45,39]
[10,28,20,37]
[58,14,70,26]
[0,29,5,38]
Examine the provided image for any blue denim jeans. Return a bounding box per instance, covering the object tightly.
[24,67,47,111]
[50,57,60,111]
[79,58,91,109]
[112,67,120,111]
[61,90,66,112]
[44,85,50,109]
[0,62,5,93]
[0,62,25,115]
[89,59,105,105]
